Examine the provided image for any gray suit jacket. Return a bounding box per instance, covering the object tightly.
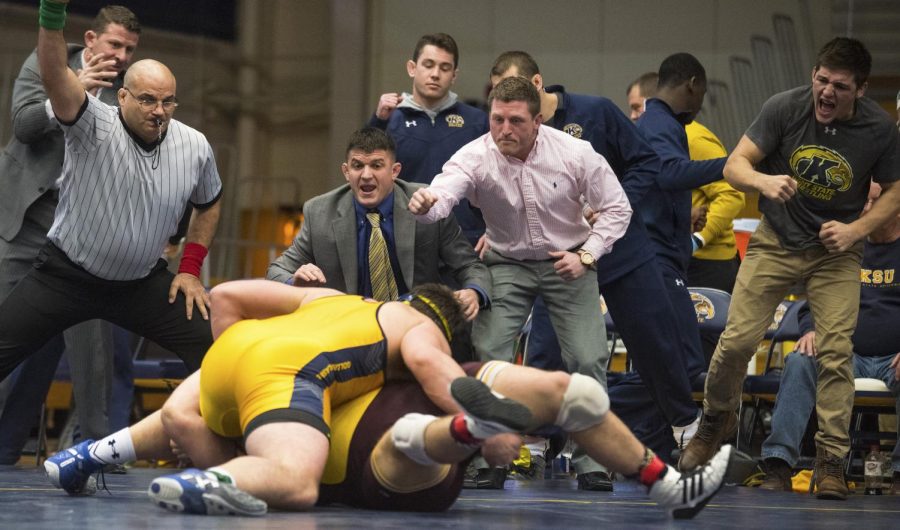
[0,45,123,240]
[267,179,491,299]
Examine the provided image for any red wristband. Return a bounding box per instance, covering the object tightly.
[178,242,208,277]
[638,453,667,487]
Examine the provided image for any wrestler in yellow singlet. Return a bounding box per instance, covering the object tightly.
[199,294,390,441]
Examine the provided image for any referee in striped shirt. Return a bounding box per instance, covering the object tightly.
[0,1,220,382]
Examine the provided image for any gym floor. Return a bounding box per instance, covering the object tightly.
[1,465,898,529]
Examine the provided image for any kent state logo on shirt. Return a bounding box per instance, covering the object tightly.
[563,123,583,139]
[860,268,896,286]
[445,114,465,128]
[789,145,852,201]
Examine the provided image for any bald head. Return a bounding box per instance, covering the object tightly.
[118,59,178,144]
[124,59,176,92]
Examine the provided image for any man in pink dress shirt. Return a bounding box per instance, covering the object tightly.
[409,76,631,389]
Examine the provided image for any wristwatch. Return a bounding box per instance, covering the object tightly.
[577,249,595,268]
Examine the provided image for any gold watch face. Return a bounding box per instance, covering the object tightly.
[580,251,594,266]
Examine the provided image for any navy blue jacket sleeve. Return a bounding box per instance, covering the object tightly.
[600,105,660,206]
[368,114,389,129]
[641,117,725,191]
[796,301,814,336]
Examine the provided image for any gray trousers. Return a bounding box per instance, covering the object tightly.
[0,191,113,460]
[472,250,609,474]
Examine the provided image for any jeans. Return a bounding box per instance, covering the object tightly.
[762,351,900,471]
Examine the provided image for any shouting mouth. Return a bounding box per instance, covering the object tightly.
[817,97,836,121]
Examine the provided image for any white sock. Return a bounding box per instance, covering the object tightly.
[88,428,137,465]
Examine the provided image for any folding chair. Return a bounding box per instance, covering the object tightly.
[688,287,731,396]
[807,378,897,492]
[846,378,897,481]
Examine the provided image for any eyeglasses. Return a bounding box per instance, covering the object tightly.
[124,87,179,111]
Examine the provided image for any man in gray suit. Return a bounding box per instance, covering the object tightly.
[267,127,490,327]
[0,6,140,464]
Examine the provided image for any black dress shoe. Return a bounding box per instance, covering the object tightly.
[464,466,508,489]
[577,471,613,491]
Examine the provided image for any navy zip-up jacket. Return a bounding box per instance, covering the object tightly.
[545,85,661,284]
[369,101,488,244]
[637,98,725,273]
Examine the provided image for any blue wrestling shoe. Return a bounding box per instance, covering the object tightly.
[148,468,267,516]
[44,439,100,496]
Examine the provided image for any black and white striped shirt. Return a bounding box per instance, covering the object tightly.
[48,94,222,280]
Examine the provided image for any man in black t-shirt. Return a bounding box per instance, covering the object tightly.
[680,37,900,501]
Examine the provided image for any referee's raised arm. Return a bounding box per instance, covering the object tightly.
[37,0,85,123]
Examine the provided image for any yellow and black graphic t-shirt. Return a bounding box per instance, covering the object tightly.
[746,85,899,250]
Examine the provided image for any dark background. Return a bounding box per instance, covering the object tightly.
[11,0,238,40]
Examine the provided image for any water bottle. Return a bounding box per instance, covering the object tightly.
[881,451,893,494]
[864,445,884,495]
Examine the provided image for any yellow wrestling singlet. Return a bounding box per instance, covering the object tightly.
[199,295,388,439]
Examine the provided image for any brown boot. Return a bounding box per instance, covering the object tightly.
[759,457,793,492]
[814,447,849,500]
[677,411,738,471]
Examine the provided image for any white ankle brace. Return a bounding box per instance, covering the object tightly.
[391,413,440,466]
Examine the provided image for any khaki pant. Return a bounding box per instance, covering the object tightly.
[704,217,863,457]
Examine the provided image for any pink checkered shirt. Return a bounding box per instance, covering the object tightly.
[414,125,631,261]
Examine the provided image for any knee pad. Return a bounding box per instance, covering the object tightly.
[391,413,439,466]
[554,373,609,432]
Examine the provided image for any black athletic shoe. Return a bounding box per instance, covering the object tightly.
[449,377,533,436]
[577,471,614,491]
[470,467,509,489]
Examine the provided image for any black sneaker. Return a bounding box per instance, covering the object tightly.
[512,453,546,481]
[463,466,508,489]
[577,471,614,491]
